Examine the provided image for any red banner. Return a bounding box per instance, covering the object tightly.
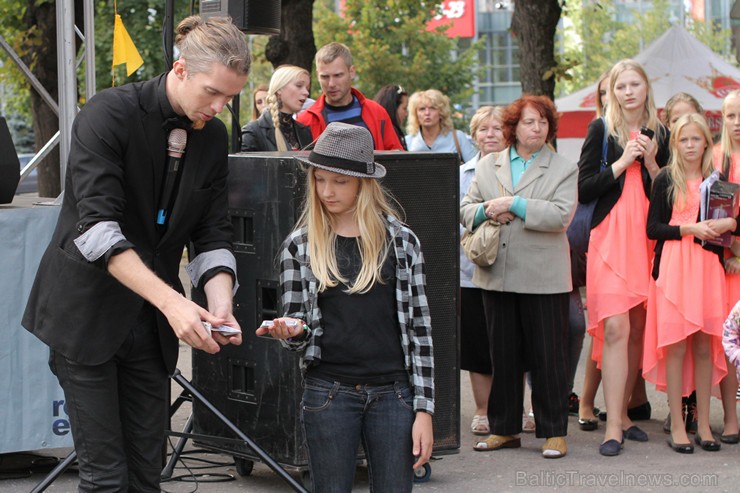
[427,0,476,39]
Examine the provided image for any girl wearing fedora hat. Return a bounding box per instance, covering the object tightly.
[256,122,435,492]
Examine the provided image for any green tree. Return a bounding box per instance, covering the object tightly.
[312,0,483,113]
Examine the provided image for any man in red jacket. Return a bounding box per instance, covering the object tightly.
[297,42,403,151]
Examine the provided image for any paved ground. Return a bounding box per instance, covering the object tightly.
[2,339,739,493]
[1,200,738,492]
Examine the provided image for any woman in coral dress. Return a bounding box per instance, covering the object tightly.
[712,89,740,443]
[645,113,735,453]
[578,60,670,456]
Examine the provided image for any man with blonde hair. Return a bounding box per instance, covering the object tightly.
[23,16,250,492]
[298,42,403,150]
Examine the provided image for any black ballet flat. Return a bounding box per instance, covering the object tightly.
[578,418,598,431]
[623,425,648,442]
[695,433,721,451]
[667,436,694,454]
[599,437,624,457]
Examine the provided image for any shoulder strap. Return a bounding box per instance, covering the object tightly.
[451,129,463,161]
[600,116,608,169]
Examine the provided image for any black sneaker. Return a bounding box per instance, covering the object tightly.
[568,392,580,416]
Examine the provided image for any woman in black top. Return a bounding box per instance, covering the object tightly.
[241,65,313,151]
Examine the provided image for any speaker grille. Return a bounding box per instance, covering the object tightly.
[192,151,460,466]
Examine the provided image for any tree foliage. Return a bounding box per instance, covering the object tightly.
[312,0,484,109]
[557,0,736,95]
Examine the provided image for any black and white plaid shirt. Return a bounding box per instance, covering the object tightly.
[278,215,435,414]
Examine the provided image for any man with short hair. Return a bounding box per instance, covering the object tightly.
[297,42,403,150]
[22,16,250,492]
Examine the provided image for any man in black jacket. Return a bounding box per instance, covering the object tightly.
[22,16,250,492]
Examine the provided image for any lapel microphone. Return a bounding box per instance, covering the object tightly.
[157,128,188,225]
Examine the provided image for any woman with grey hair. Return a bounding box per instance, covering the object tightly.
[460,105,505,436]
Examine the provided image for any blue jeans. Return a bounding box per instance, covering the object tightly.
[301,377,415,493]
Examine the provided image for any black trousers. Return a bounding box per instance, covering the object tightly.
[482,290,569,438]
[49,307,169,493]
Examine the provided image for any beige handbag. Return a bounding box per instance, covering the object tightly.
[461,182,507,267]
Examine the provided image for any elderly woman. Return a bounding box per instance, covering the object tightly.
[460,106,505,436]
[461,95,578,459]
[406,89,476,162]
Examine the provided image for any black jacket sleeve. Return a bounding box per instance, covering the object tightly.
[646,169,681,242]
[577,118,617,204]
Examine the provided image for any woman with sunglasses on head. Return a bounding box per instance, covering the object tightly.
[374,84,410,150]
[256,123,434,492]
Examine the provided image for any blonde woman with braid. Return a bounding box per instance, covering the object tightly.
[241,65,313,151]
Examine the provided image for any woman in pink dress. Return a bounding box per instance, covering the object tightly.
[578,59,670,456]
[645,113,734,454]
[712,89,740,443]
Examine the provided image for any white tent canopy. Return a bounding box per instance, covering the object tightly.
[556,24,740,158]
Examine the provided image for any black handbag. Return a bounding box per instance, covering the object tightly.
[567,117,608,256]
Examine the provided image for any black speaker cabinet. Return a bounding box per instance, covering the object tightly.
[200,0,281,35]
[191,151,460,472]
[0,117,20,203]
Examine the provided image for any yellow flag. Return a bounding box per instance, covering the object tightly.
[112,14,144,77]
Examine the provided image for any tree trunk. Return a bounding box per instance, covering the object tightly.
[22,0,83,197]
[511,0,561,100]
[265,0,316,73]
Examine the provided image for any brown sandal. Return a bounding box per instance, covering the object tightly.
[473,434,521,451]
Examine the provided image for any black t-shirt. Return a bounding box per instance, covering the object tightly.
[309,235,408,385]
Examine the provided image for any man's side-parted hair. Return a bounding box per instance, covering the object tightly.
[501,95,559,148]
[175,16,251,76]
[315,42,353,69]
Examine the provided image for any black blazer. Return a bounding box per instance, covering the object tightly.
[647,169,740,280]
[240,111,313,152]
[22,74,234,373]
[578,117,670,229]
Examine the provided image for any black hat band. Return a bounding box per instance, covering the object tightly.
[308,151,375,175]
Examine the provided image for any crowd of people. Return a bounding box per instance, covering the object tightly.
[21,12,740,490]
[240,43,740,475]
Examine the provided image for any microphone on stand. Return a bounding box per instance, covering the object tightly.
[157,128,188,225]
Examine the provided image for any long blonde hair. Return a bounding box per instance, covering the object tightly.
[298,167,401,294]
[606,59,661,148]
[719,89,740,175]
[406,89,454,136]
[267,65,310,151]
[667,113,715,208]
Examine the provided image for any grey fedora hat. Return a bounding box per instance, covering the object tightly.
[295,122,386,179]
